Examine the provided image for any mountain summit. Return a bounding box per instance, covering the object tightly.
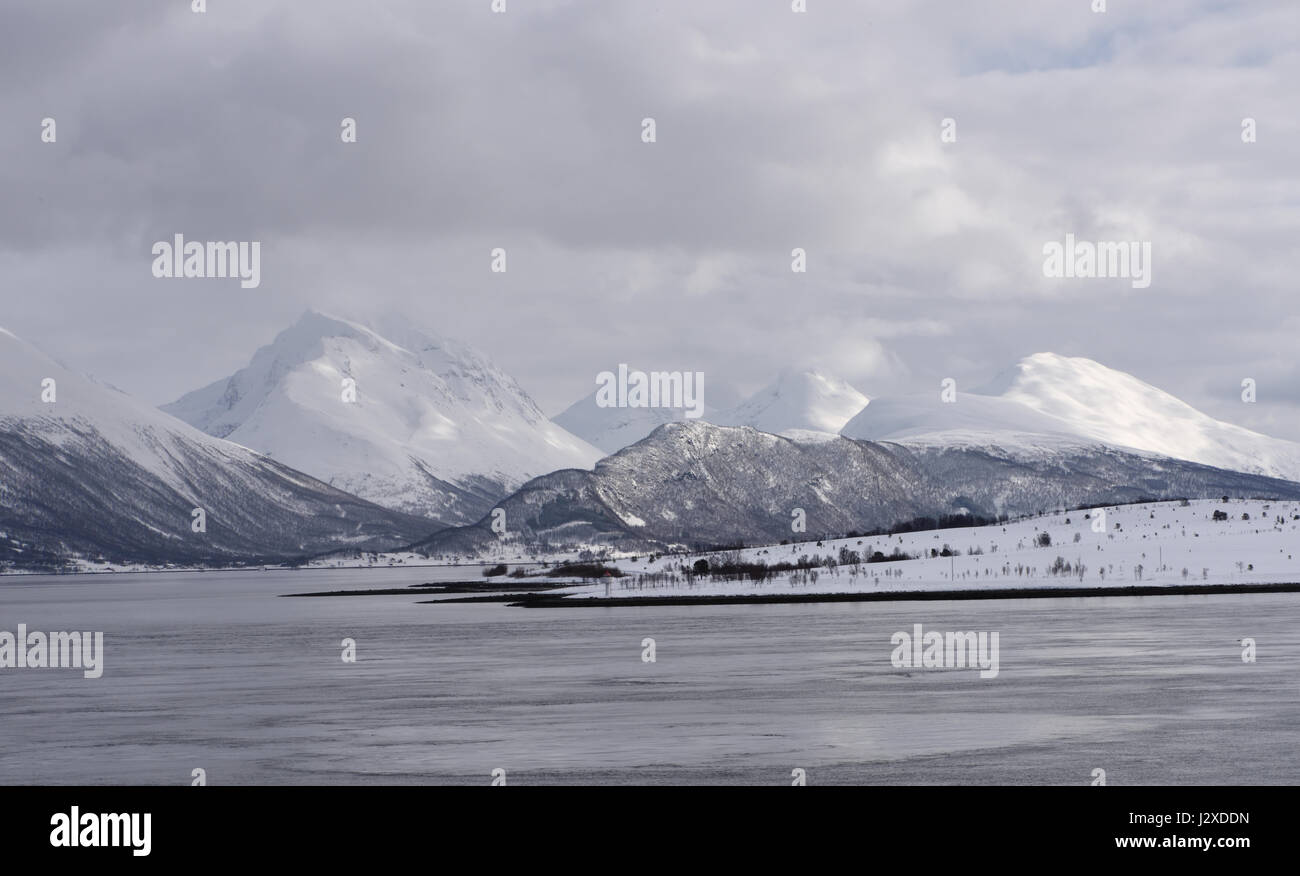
[163,311,603,522]
[0,325,428,567]
[842,352,1300,481]
[553,368,865,452]
[715,369,869,440]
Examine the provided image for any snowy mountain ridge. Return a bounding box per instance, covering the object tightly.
[555,368,868,452]
[842,352,1300,482]
[163,311,604,523]
[0,325,431,568]
[415,419,1300,558]
[714,369,869,440]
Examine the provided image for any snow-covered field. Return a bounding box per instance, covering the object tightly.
[550,498,1300,599]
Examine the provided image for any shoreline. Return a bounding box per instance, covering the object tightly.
[0,561,543,579]
[283,581,565,597]
[495,581,1300,608]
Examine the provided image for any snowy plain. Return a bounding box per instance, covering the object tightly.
[547,498,1300,599]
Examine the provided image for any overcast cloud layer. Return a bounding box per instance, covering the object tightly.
[2,0,1297,437]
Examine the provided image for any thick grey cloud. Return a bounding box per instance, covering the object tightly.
[1,0,1296,437]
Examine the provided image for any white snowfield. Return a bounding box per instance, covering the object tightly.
[553,499,1300,599]
[842,352,1300,481]
[164,311,603,519]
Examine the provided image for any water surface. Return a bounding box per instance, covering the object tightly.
[1,568,1295,785]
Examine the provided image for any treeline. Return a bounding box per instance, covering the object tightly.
[693,512,1009,553]
[544,562,625,579]
[682,545,916,581]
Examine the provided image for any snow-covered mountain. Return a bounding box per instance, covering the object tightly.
[414,420,1300,557]
[552,370,861,452]
[842,353,1300,482]
[714,369,868,441]
[0,326,431,569]
[162,311,603,523]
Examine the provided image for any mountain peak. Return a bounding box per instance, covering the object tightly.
[844,352,1300,482]
[983,352,1217,441]
[716,369,868,438]
[0,325,428,566]
[162,315,602,521]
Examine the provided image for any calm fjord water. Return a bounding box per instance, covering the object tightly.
[1,568,1296,785]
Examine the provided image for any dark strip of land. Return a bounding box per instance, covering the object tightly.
[417,594,545,604]
[495,581,1300,608]
[282,581,565,597]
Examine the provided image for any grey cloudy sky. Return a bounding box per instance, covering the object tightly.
[2,0,1297,435]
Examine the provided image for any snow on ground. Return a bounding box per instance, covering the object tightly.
[552,499,1300,599]
[299,551,470,570]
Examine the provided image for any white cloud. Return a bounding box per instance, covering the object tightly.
[1,0,1296,438]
